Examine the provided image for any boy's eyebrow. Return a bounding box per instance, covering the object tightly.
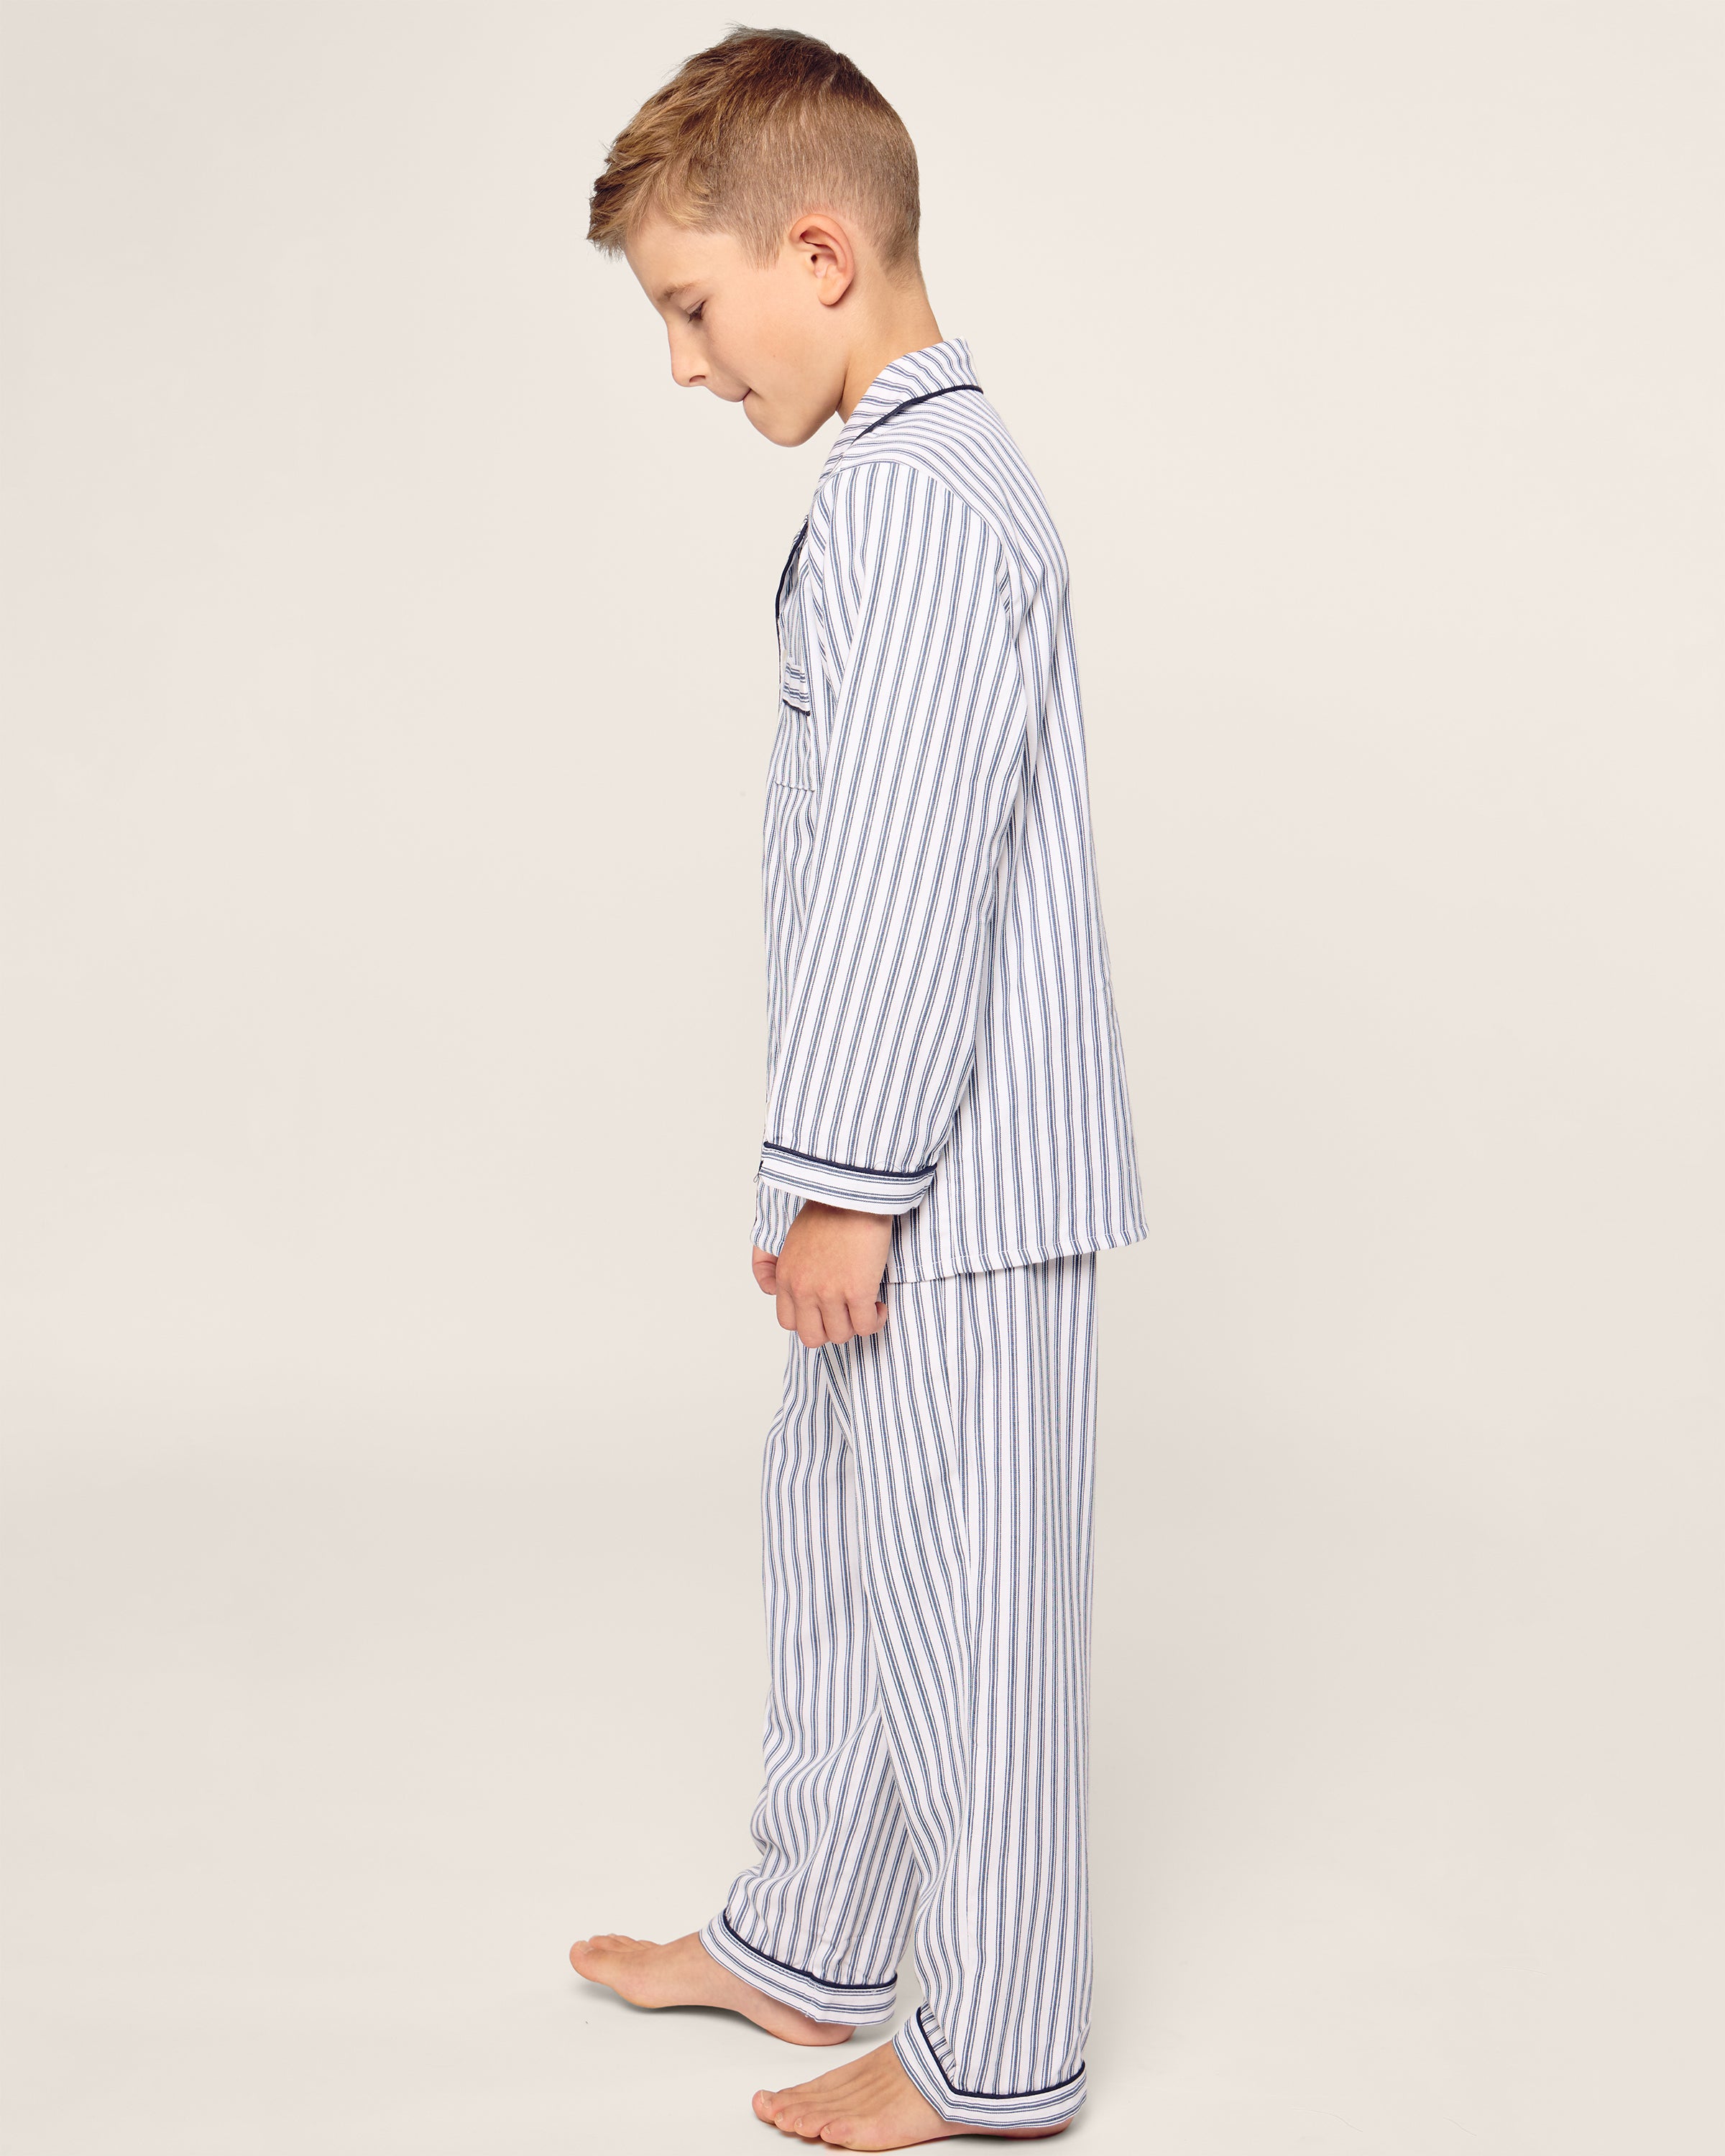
[659,280,694,303]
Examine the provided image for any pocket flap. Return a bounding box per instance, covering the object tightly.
[778,655,811,712]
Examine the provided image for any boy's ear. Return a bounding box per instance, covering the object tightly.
[788,213,856,308]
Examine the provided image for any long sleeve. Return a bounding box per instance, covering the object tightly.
[757,461,1027,1217]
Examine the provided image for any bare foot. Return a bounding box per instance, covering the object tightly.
[568,1930,854,2047]
[753,2040,1070,2147]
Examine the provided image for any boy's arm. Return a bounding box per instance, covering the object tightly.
[758,460,1025,1226]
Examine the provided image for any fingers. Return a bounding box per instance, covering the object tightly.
[770,1284,858,1347]
[775,1280,833,1348]
[788,1299,830,1349]
[806,1294,850,1349]
[768,1207,896,1347]
[772,1289,890,1348]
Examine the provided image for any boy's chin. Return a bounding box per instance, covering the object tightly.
[742,390,822,448]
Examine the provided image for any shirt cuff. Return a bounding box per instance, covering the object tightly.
[751,1179,804,1256]
[758,1141,936,1215]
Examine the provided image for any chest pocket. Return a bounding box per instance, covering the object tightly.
[768,563,816,793]
[768,662,815,793]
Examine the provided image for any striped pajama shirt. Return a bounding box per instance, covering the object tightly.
[702,338,1144,2132]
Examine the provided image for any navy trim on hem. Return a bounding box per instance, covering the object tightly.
[912,2007,1086,2100]
[718,1912,897,1994]
[761,1141,934,1181]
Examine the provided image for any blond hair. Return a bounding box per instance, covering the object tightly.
[588,27,921,275]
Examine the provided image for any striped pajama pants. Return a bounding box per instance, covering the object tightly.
[700,1251,1100,2132]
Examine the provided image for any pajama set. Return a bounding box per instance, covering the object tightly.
[698,338,1145,2132]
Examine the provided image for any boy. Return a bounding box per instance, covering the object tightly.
[571,29,1144,2150]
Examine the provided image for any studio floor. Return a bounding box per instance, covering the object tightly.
[3,1397,1710,2155]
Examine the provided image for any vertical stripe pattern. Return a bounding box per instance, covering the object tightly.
[752,337,1146,1284]
[701,1251,1100,2133]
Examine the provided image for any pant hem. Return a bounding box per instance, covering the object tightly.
[893,2006,1089,2130]
[699,1911,898,2026]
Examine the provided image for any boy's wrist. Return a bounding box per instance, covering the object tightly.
[796,1199,893,1230]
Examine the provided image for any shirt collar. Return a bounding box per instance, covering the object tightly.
[818,337,978,483]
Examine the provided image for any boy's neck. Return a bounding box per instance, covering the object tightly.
[835,282,944,423]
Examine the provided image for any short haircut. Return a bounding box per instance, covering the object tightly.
[588,27,921,275]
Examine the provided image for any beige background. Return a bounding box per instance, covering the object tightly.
[3,3,1720,2150]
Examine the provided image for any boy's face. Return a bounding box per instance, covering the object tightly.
[623,212,850,448]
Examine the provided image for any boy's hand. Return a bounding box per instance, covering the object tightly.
[751,1202,892,1348]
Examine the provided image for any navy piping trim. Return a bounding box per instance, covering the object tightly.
[774,520,809,625]
[762,1141,934,1181]
[776,522,811,625]
[853,381,985,441]
[913,2007,1086,2100]
[718,1912,897,1994]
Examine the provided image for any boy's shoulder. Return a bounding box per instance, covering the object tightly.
[810,377,1065,581]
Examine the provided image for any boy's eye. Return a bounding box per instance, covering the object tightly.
[685,302,705,324]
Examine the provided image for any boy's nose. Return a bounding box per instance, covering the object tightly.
[666,335,706,390]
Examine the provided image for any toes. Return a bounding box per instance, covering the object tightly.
[763,2099,814,2138]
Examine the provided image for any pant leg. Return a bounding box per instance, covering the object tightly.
[847,1253,1099,2133]
[701,1334,919,2024]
